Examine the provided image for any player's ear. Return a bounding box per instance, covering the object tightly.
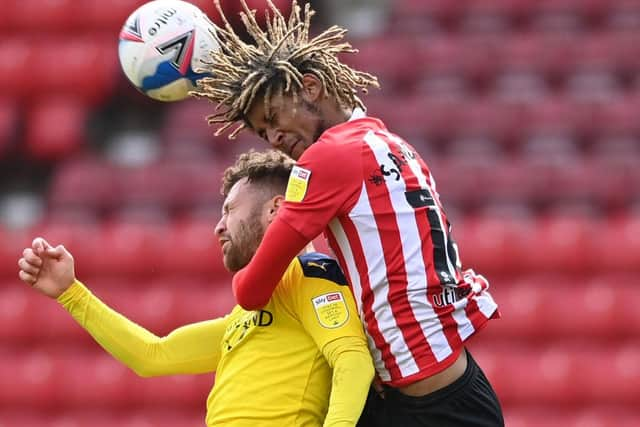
[266,195,285,223]
[300,73,323,103]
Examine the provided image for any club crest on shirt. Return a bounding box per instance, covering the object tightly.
[311,291,349,329]
[285,166,311,203]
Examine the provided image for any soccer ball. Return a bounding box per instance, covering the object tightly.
[118,0,218,102]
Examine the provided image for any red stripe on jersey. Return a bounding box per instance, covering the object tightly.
[361,143,437,370]
[383,136,465,360]
[332,214,403,380]
[465,296,490,333]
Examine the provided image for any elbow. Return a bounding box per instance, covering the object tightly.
[233,282,269,310]
[364,360,375,382]
[131,365,155,378]
[235,294,268,311]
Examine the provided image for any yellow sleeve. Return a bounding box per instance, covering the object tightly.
[321,336,374,427]
[57,280,226,377]
[280,257,374,427]
[281,259,366,349]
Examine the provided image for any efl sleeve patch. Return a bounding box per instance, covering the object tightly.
[285,166,311,203]
[311,292,349,329]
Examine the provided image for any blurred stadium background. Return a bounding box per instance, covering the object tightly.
[1,0,639,425]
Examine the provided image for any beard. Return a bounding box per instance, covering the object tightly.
[223,207,266,272]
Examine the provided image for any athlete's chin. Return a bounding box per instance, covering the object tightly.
[223,254,250,273]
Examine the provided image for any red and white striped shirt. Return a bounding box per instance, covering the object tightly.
[278,110,499,387]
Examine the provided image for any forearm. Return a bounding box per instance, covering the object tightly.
[232,217,309,309]
[57,280,222,376]
[322,337,375,427]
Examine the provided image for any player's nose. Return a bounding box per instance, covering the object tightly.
[265,128,284,148]
[214,217,226,236]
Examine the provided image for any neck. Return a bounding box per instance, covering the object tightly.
[299,242,315,256]
[320,98,353,129]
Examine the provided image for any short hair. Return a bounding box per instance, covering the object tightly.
[221,149,295,197]
[194,0,379,139]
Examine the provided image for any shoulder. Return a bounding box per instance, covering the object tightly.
[305,118,388,155]
[296,253,349,286]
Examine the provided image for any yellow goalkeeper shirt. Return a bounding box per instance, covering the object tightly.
[58,253,372,427]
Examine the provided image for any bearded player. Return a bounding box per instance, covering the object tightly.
[194,1,504,426]
[18,150,373,427]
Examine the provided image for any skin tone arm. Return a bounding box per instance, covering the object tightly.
[18,238,224,376]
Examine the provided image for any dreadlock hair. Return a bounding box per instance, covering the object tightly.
[221,149,295,198]
[193,0,379,139]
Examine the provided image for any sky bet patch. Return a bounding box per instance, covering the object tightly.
[311,292,349,329]
[285,166,311,203]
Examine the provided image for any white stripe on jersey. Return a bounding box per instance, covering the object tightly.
[381,131,480,344]
[464,269,499,319]
[383,131,460,284]
[328,213,390,381]
[348,181,420,378]
[364,132,455,363]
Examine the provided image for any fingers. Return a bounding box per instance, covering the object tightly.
[22,248,43,266]
[45,244,69,260]
[18,256,41,276]
[32,237,52,254]
[18,268,37,285]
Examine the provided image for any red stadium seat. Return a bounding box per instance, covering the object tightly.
[115,161,224,210]
[90,221,168,277]
[592,96,640,137]
[481,274,640,341]
[393,0,464,22]
[0,225,34,278]
[0,39,35,99]
[342,36,420,91]
[453,214,538,275]
[24,98,87,161]
[48,157,119,212]
[0,409,205,427]
[471,342,640,406]
[8,0,78,34]
[591,215,640,271]
[0,349,60,409]
[492,70,550,103]
[0,97,18,158]
[161,100,219,158]
[504,406,640,427]
[416,37,468,78]
[520,97,593,135]
[160,219,228,277]
[31,38,119,105]
[77,0,147,33]
[0,286,38,342]
[0,348,211,410]
[116,164,186,208]
[527,214,594,273]
[449,99,521,143]
[416,73,471,102]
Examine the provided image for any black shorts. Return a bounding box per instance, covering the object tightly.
[357,349,504,427]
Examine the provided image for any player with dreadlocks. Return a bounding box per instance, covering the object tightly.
[195,2,504,426]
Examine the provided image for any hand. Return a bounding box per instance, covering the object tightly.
[18,237,76,299]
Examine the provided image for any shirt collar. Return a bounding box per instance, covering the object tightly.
[349,107,366,121]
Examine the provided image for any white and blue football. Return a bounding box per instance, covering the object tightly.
[118,0,218,101]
